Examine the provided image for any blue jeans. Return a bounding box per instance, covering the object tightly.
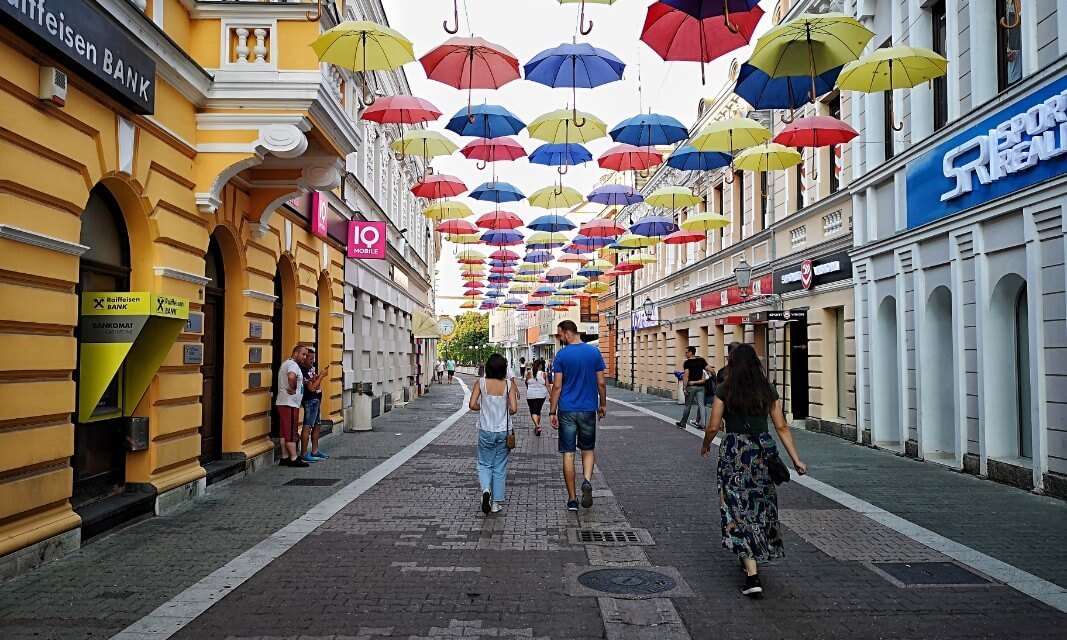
[558,411,597,453]
[476,430,510,501]
[303,396,321,427]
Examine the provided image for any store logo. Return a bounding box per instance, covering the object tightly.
[311,192,328,239]
[800,259,813,290]
[347,221,386,259]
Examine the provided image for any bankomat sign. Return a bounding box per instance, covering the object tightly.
[347,220,386,259]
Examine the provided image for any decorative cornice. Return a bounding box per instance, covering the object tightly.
[330,312,345,318]
[179,0,321,20]
[0,225,88,256]
[243,289,279,303]
[296,303,319,313]
[153,267,211,286]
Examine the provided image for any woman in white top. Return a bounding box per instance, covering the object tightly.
[525,358,549,437]
[469,353,519,514]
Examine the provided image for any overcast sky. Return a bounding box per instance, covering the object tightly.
[383,0,774,317]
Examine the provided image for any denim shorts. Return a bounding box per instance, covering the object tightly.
[558,411,596,453]
[303,396,321,428]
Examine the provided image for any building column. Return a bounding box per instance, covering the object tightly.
[968,0,997,107]
[908,0,934,143]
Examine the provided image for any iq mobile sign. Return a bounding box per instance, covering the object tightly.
[347,220,387,259]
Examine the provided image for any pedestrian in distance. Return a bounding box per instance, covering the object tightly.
[445,357,456,384]
[677,346,716,430]
[549,320,607,511]
[275,345,309,467]
[525,359,549,437]
[435,357,445,384]
[469,353,518,515]
[518,356,527,379]
[700,343,808,598]
[299,348,330,463]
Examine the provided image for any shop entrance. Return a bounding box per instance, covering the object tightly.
[200,237,225,464]
[789,317,810,420]
[73,185,130,506]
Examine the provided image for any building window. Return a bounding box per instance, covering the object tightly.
[823,210,843,235]
[790,226,807,248]
[793,163,804,212]
[733,170,745,242]
[827,95,841,193]
[714,183,725,249]
[883,89,896,160]
[931,0,948,131]
[996,0,1023,91]
[759,171,768,229]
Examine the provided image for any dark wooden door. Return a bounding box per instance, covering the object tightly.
[199,291,224,463]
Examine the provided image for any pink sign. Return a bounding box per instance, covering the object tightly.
[347,221,387,259]
[310,192,329,239]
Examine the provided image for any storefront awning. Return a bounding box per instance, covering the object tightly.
[411,311,439,339]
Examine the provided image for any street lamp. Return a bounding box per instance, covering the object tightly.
[731,259,782,382]
[642,296,654,320]
[734,258,754,298]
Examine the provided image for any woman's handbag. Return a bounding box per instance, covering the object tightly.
[744,420,789,485]
[505,380,517,450]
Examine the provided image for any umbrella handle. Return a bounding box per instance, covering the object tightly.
[554,182,564,196]
[724,167,735,184]
[393,150,405,162]
[573,103,587,129]
[444,0,459,34]
[579,0,594,36]
[782,108,796,124]
[558,164,569,176]
[999,0,1020,29]
[888,62,904,131]
[476,158,487,170]
[809,147,819,180]
[722,1,740,34]
[360,33,377,107]
[305,0,322,21]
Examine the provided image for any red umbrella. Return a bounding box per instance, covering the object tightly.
[360,95,442,125]
[461,137,527,166]
[559,253,591,263]
[412,174,466,199]
[462,280,485,289]
[614,261,644,273]
[597,144,663,172]
[641,2,764,84]
[435,219,478,235]
[476,210,524,230]
[663,229,705,245]
[489,249,520,260]
[420,37,521,120]
[773,115,859,148]
[579,218,627,238]
[490,266,516,274]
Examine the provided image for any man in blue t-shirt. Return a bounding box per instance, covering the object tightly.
[549,320,607,512]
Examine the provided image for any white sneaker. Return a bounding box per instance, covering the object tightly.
[491,501,503,513]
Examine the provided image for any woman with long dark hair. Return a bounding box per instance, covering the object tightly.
[700,343,807,597]
[525,359,548,436]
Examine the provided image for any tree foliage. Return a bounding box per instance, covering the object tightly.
[438,312,491,364]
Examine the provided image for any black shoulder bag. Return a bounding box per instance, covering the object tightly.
[744,419,790,485]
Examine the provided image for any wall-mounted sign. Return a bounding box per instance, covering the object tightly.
[773,252,852,294]
[347,221,386,259]
[248,372,262,389]
[248,347,263,364]
[249,321,263,338]
[631,305,659,331]
[689,274,774,315]
[2,0,156,114]
[310,191,329,239]
[906,75,1067,229]
[749,309,809,323]
[184,311,204,335]
[183,344,204,365]
[437,316,456,337]
[583,322,599,335]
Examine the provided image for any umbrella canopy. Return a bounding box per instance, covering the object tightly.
[481,229,525,246]
[460,137,527,162]
[646,186,702,209]
[518,262,545,272]
[585,281,611,294]
[487,274,513,284]
[666,145,731,171]
[423,200,473,220]
[584,258,614,271]
[488,259,519,268]
[659,0,760,21]
[489,265,516,274]
[629,252,660,264]
[456,249,486,263]
[448,232,484,244]
[445,104,525,139]
[526,231,570,248]
[529,185,585,209]
[609,113,689,146]
[459,300,479,309]
[773,115,858,148]
[579,218,628,237]
[630,215,679,237]
[641,2,763,84]
[361,95,441,124]
[616,232,662,248]
[558,253,591,263]
[310,21,415,103]
[572,234,615,248]
[529,143,592,171]
[733,143,803,171]
[534,285,559,295]
[597,144,664,172]
[411,174,466,199]
[560,242,588,254]
[477,211,524,230]
[509,282,534,292]
[462,280,485,289]
[691,117,771,152]
[490,248,521,260]
[734,61,842,113]
[435,219,478,235]
[524,42,626,124]
[588,184,645,207]
[527,214,577,232]
[614,260,644,273]
[419,36,521,115]
[503,297,524,306]
[836,45,948,130]
[562,276,590,290]
[663,229,706,245]
[470,181,526,203]
[545,267,573,283]
[463,289,484,297]
[392,130,458,158]
[527,109,608,143]
[680,212,731,232]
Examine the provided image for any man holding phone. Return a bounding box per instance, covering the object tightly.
[300,348,330,462]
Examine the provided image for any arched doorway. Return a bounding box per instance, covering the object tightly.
[200,237,225,464]
[74,185,131,505]
[987,274,1031,460]
[873,296,901,448]
[921,286,956,462]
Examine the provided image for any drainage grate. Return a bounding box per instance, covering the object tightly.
[577,569,676,595]
[872,562,992,586]
[569,528,653,545]
[283,478,340,487]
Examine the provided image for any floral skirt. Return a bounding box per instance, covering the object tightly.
[717,432,785,562]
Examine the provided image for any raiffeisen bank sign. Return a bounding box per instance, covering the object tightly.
[906,74,1067,229]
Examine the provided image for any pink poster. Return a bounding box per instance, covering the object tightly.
[310,192,329,239]
[347,221,387,259]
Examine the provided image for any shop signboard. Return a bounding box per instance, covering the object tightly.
[631,304,658,331]
[310,191,329,239]
[688,274,774,315]
[906,75,1067,229]
[749,309,809,323]
[2,0,156,113]
[773,252,852,294]
[347,220,387,259]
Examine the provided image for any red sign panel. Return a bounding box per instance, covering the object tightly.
[310,191,329,239]
[688,274,774,315]
[347,221,387,259]
[800,259,813,290]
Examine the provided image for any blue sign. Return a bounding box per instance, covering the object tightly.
[906,74,1067,229]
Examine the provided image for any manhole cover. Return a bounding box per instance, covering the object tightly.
[577,569,676,595]
[578,530,640,544]
[872,562,991,586]
[283,478,340,487]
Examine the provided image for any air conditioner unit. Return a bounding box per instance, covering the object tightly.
[39,67,67,107]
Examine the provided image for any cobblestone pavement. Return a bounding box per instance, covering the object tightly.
[3,376,1067,639]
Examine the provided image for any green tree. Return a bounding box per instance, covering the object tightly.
[439,312,491,365]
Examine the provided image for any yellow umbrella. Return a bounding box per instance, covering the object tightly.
[584,281,610,295]
[424,200,472,220]
[448,233,483,244]
[837,45,949,130]
[518,263,544,273]
[514,274,541,282]
[510,282,535,292]
[526,231,570,246]
[529,185,584,209]
[583,258,614,271]
[558,0,618,35]
[460,300,479,309]
[734,143,803,172]
[616,233,661,249]
[748,12,873,101]
[645,186,703,210]
[310,21,415,104]
[456,249,487,261]
[681,212,731,232]
[527,109,608,143]
[692,118,771,152]
[629,253,659,265]
[392,130,458,161]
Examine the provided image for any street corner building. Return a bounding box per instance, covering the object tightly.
[0,0,438,575]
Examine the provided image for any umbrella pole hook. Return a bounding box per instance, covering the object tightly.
[889,62,904,131]
[306,0,322,21]
[557,164,569,176]
[466,51,477,123]
[809,148,819,181]
[360,33,377,107]
[579,0,594,36]
[1000,0,1020,29]
[722,1,740,34]
[444,0,460,34]
[476,158,487,171]
[782,108,796,124]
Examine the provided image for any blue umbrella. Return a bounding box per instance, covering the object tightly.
[524,251,554,263]
[527,214,577,232]
[503,297,524,306]
[485,289,506,298]
[660,0,760,20]
[734,62,842,115]
[445,104,526,139]
[524,43,626,126]
[488,259,518,268]
[610,113,688,146]
[529,143,591,174]
[666,145,732,172]
[480,229,524,246]
[572,234,615,249]
[577,265,605,277]
[487,275,513,284]
[630,215,678,237]
[588,185,644,207]
[534,285,558,295]
[470,181,525,204]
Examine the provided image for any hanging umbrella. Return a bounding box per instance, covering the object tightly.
[449,233,484,245]
[562,276,590,290]
[445,104,526,138]
[456,249,486,263]
[463,289,485,297]
[614,261,644,273]
[666,145,731,171]
[646,186,702,210]
[585,258,614,271]
[733,143,803,172]
[518,262,545,272]
[630,215,679,237]
[423,200,472,220]
[477,211,524,230]
[527,109,609,143]
[533,285,559,295]
[481,229,524,246]
[585,281,611,295]
[659,0,760,28]
[609,113,689,146]
[560,242,589,254]
[588,185,645,208]
[460,137,527,165]
[411,174,466,199]
[470,181,526,204]
[528,214,577,232]
[310,21,415,105]
[734,62,842,120]
[529,142,592,174]
[462,280,486,289]
[572,234,616,249]
[836,45,948,131]
[681,212,731,232]
[691,117,771,152]
[420,37,521,119]
[545,267,573,283]
[558,253,591,263]
[629,253,660,265]
[392,130,458,168]
[510,282,534,292]
[641,2,764,84]
[490,248,521,260]
[361,95,441,124]
[526,231,569,248]
[487,274,513,284]
[529,185,585,209]
[524,42,626,126]
[460,300,479,309]
[663,229,706,245]
[488,258,519,267]
[747,12,874,102]
[503,297,524,306]
[597,145,664,172]
[579,217,628,237]
[557,0,619,35]
[774,115,858,148]
[489,266,516,274]
[435,219,478,235]
[616,232,662,248]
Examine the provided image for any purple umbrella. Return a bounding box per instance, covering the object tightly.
[630,215,678,237]
[588,184,645,207]
[572,234,616,248]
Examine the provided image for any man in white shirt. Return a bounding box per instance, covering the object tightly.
[276,345,309,467]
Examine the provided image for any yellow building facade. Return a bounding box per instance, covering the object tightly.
[0,0,362,571]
